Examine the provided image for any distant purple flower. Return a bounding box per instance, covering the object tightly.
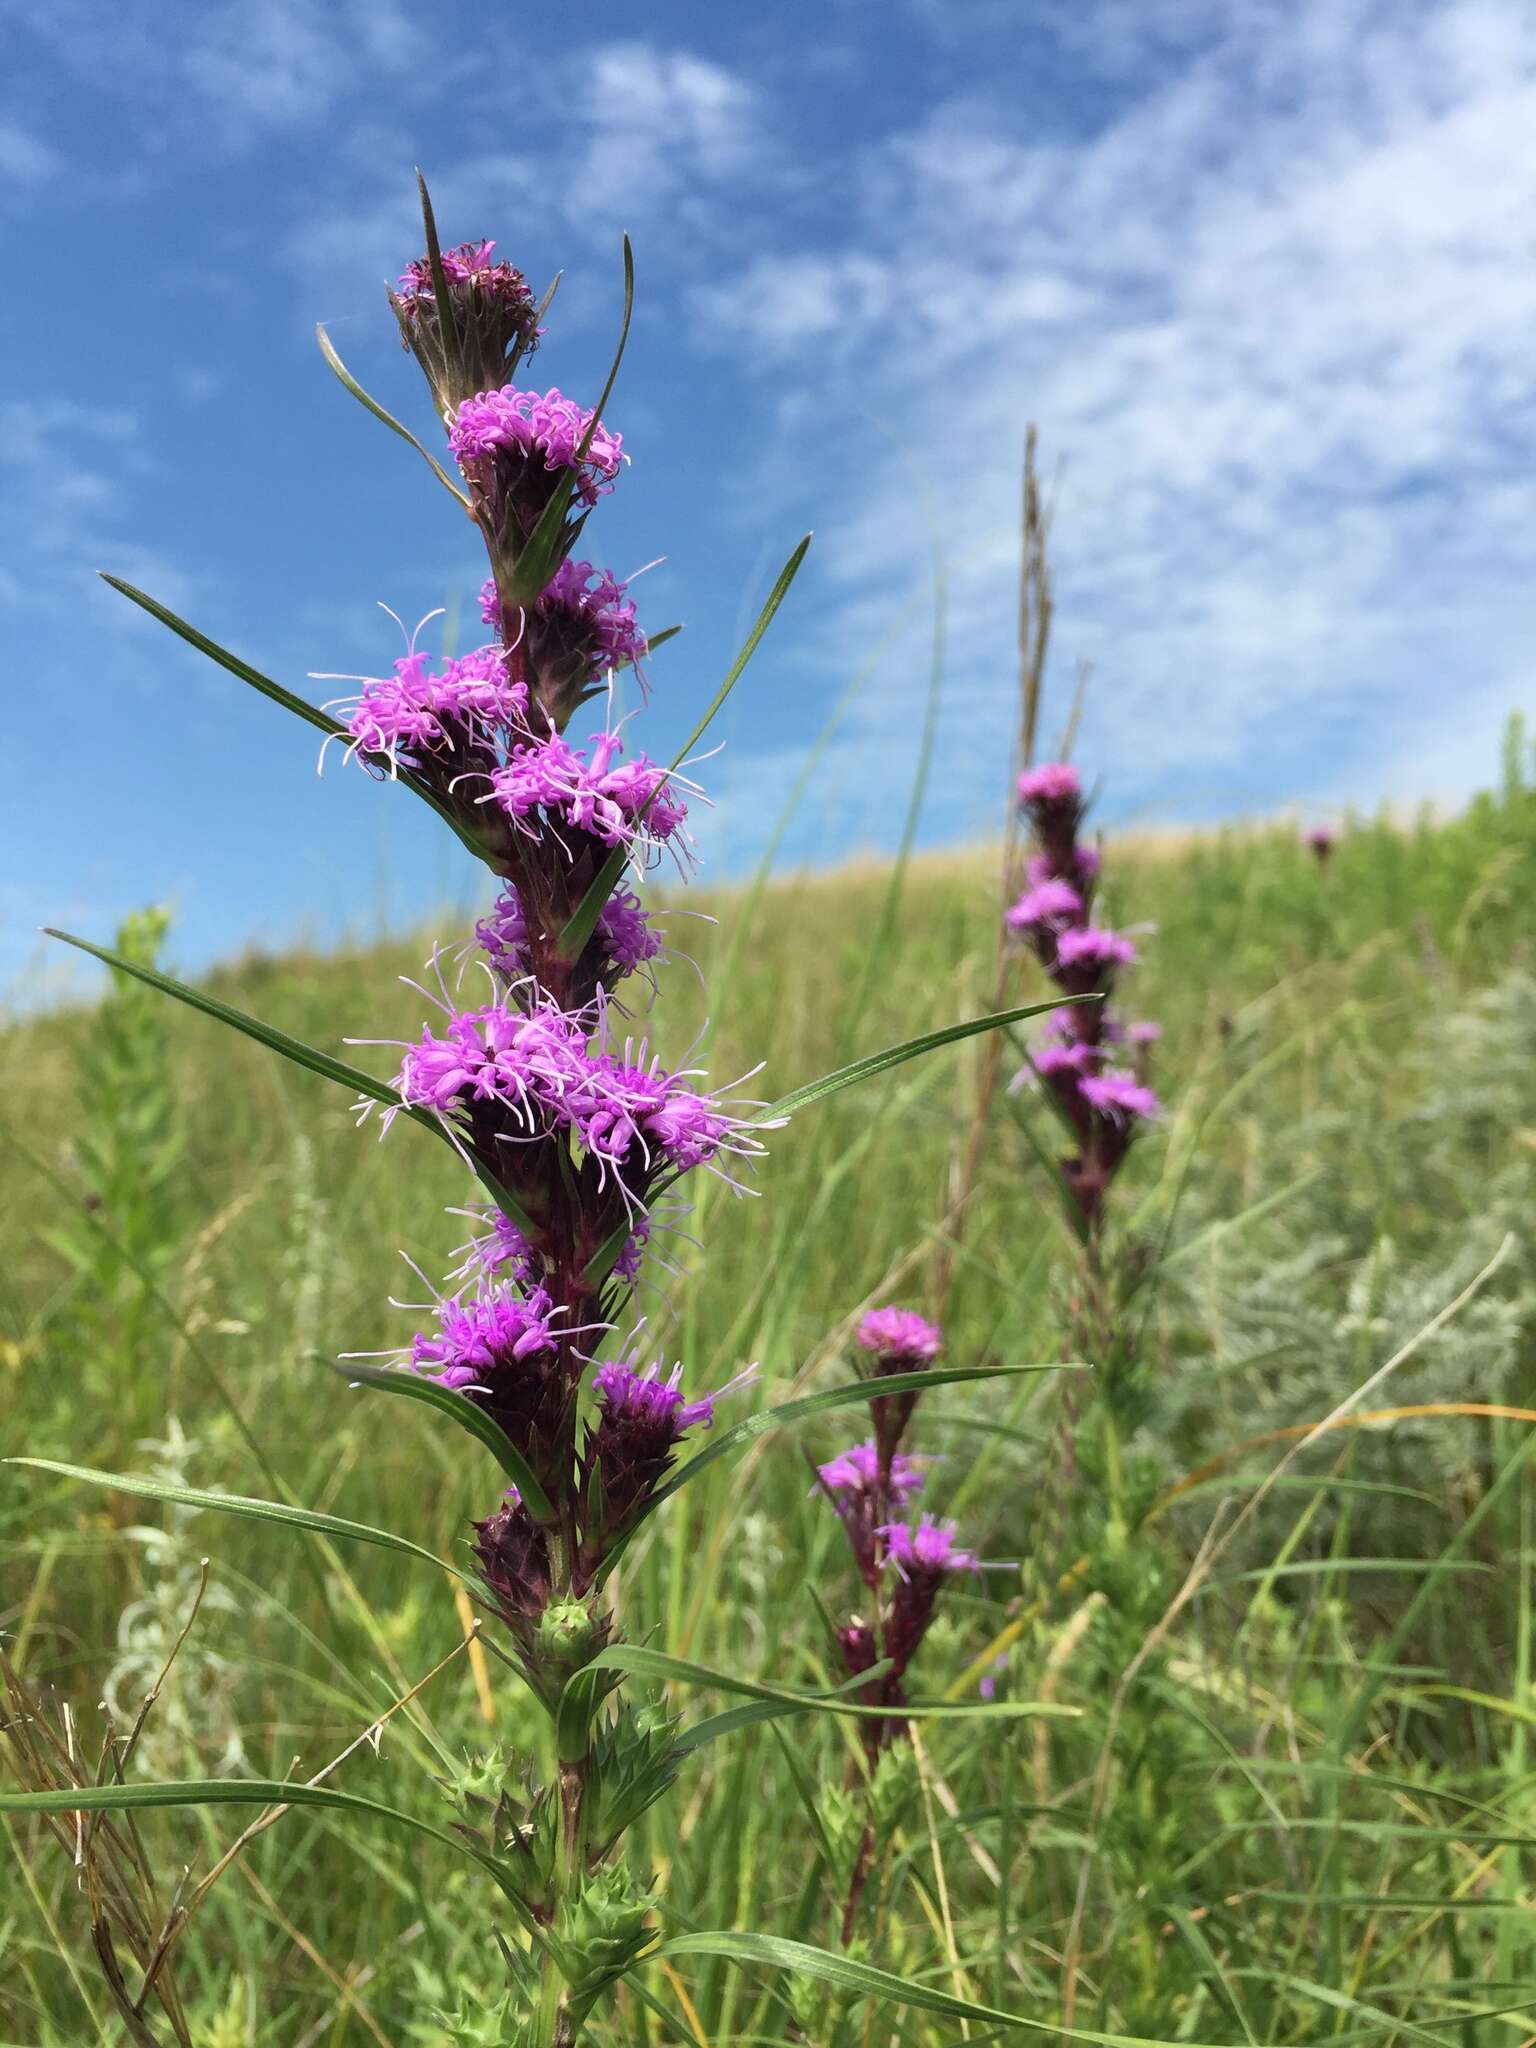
[856,1307,942,1367]
[409,1287,559,1390]
[818,1441,924,1503]
[1126,1020,1162,1046]
[1304,823,1337,861]
[1033,1041,1097,1079]
[1005,878,1083,931]
[1081,1070,1161,1122]
[1016,762,1080,807]
[450,386,624,507]
[878,1516,978,1575]
[1056,926,1137,971]
[1027,847,1098,887]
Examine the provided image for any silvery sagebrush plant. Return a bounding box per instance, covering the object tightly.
[2,181,1074,2046]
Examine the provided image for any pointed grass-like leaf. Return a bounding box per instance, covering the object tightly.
[98,577,487,859]
[555,533,812,967]
[45,929,407,1114]
[0,1777,516,1897]
[44,928,542,1237]
[506,234,634,606]
[416,169,462,362]
[757,993,1098,1125]
[316,323,470,508]
[102,574,341,741]
[327,1363,554,1521]
[6,1459,456,1576]
[571,1644,1071,1727]
[649,1931,1225,2047]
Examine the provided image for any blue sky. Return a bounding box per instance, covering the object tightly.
[4,0,1535,1001]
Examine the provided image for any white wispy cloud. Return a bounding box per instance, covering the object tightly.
[693,0,1536,839]
[0,118,62,184]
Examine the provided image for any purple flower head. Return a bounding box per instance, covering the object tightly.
[398,239,532,308]
[328,645,529,774]
[409,1287,559,1391]
[1304,823,1337,861]
[1055,926,1137,971]
[1081,1069,1161,1122]
[1126,1020,1162,1046]
[878,1515,978,1576]
[1005,878,1083,931]
[476,883,663,993]
[855,1306,942,1368]
[592,1357,719,1436]
[1017,762,1081,808]
[392,240,543,417]
[1027,845,1099,888]
[1033,1040,1097,1079]
[391,999,591,1127]
[486,729,691,864]
[473,1497,553,1634]
[818,1440,924,1503]
[582,1358,756,1546]
[450,386,624,509]
[456,1205,543,1290]
[484,560,647,676]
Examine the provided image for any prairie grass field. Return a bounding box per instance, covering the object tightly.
[5,731,1536,2045]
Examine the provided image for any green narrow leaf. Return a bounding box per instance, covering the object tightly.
[42,930,543,1239]
[97,577,486,859]
[573,1643,1074,1725]
[327,1364,553,1521]
[44,930,403,1111]
[641,1362,1070,1518]
[6,1460,456,1576]
[416,169,462,361]
[0,1778,518,1899]
[644,623,681,655]
[101,575,340,739]
[650,1930,1232,2047]
[759,995,1096,1124]
[316,323,470,508]
[582,1217,638,1291]
[555,532,813,966]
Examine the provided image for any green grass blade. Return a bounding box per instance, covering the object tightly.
[6,1458,455,1576]
[651,1930,1230,2046]
[44,929,405,1110]
[574,1643,1075,1725]
[757,996,1094,1124]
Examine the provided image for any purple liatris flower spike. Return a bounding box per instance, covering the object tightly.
[855,1307,942,1367]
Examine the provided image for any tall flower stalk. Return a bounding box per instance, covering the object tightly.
[5,184,1067,2047]
[816,1306,977,1948]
